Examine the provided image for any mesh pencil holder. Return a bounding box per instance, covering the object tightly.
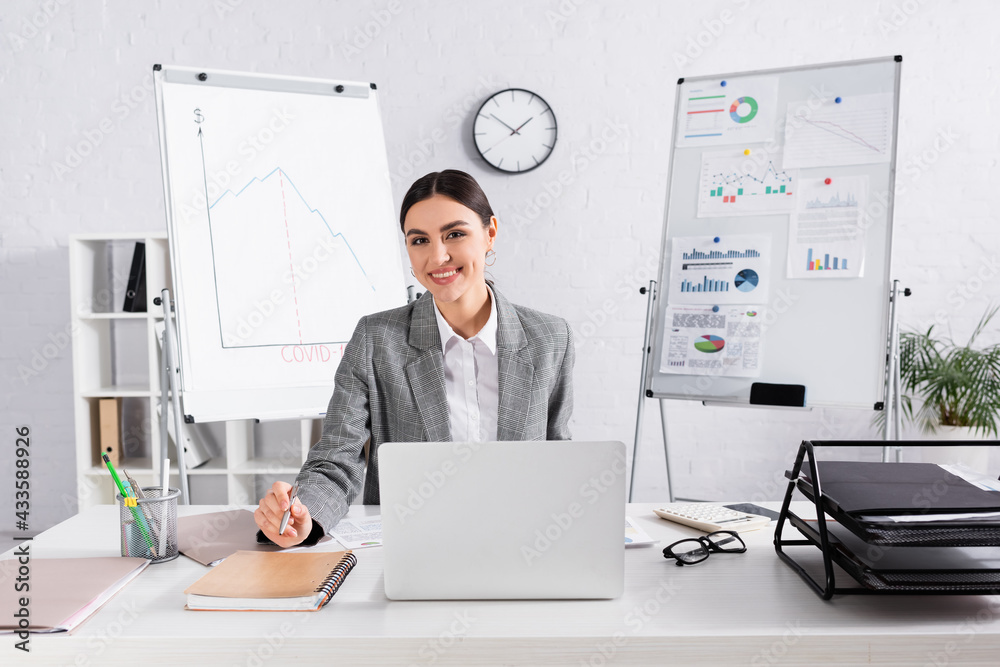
[117,487,180,563]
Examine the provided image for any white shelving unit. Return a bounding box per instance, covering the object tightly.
[69,232,318,509]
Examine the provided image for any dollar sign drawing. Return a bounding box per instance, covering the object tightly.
[194,108,204,124]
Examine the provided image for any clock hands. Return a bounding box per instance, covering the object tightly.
[490,113,536,136]
[490,113,521,135]
[511,116,534,134]
[481,111,546,161]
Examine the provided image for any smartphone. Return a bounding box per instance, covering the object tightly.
[724,503,781,521]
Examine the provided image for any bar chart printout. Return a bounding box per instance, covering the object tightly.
[806,248,848,272]
[698,151,797,217]
[787,176,868,279]
[669,234,772,305]
[660,305,764,377]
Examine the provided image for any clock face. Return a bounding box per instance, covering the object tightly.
[473,88,557,174]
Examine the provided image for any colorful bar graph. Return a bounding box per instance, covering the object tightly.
[806,247,848,271]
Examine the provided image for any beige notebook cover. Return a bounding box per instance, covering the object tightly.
[0,557,148,633]
[177,509,331,566]
[184,550,356,611]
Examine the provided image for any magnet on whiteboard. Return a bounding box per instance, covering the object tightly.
[824,178,832,185]
[712,305,720,313]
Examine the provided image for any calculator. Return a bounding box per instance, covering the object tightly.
[653,503,773,533]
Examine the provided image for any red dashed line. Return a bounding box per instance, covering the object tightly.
[279,171,304,344]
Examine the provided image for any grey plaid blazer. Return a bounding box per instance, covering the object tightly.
[295,286,575,534]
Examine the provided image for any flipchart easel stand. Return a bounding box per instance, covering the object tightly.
[880,279,912,461]
[156,288,191,505]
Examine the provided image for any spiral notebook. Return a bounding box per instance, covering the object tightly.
[184,550,356,611]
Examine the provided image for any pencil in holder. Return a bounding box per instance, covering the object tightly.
[117,487,180,563]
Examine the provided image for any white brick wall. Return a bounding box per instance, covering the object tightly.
[2,0,999,531]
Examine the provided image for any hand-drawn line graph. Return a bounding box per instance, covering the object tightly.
[204,156,383,349]
[209,165,376,290]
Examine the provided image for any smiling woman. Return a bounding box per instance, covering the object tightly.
[255,169,576,548]
[400,171,498,338]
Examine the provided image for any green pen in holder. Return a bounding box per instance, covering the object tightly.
[116,486,180,563]
[103,454,179,563]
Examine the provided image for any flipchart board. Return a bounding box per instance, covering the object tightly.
[645,57,901,409]
[153,66,408,422]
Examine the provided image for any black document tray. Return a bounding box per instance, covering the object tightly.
[775,440,1000,598]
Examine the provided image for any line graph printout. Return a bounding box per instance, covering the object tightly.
[157,71,407,408]
[675,76,778,148]
[669,234,772,305]
[697,151,797,217]
[660,305,764,377]
[783,93,894,168]
[787,176,868,279]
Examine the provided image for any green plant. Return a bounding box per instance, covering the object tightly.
[896,304,1000,437]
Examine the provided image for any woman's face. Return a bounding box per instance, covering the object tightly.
[402,194,497,305]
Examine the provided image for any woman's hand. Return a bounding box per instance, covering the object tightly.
[255,480,314,548]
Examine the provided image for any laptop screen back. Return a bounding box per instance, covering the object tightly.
[378,440,626,600]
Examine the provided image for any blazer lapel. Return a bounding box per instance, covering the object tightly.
[406,294,451,442]
[493,288,534,441]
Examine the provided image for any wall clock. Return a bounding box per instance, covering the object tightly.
[473,88,557,174]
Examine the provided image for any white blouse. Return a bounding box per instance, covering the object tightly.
[431,287,499,442]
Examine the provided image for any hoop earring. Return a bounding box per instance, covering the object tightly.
[485,249,496,267]
[410,267,415,277]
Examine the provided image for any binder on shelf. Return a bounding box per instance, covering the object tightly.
[774,440,1000,599]
[97,397,122,466]
[122,241,146,313]
[184,550,357,611]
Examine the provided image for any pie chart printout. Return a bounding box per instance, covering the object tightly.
[694,335,726,353]
[735,269,759,292]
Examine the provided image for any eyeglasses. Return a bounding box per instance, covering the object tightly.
[662,530,747,566]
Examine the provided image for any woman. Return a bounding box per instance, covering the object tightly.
[255,169,575,547]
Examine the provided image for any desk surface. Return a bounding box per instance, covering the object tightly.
[4,503,1000,666]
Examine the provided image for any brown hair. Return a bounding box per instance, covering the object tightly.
[399,170,495,231]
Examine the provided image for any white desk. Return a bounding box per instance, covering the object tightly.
[4,503,1000,666]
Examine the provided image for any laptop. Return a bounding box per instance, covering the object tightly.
[378,440,626,600]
